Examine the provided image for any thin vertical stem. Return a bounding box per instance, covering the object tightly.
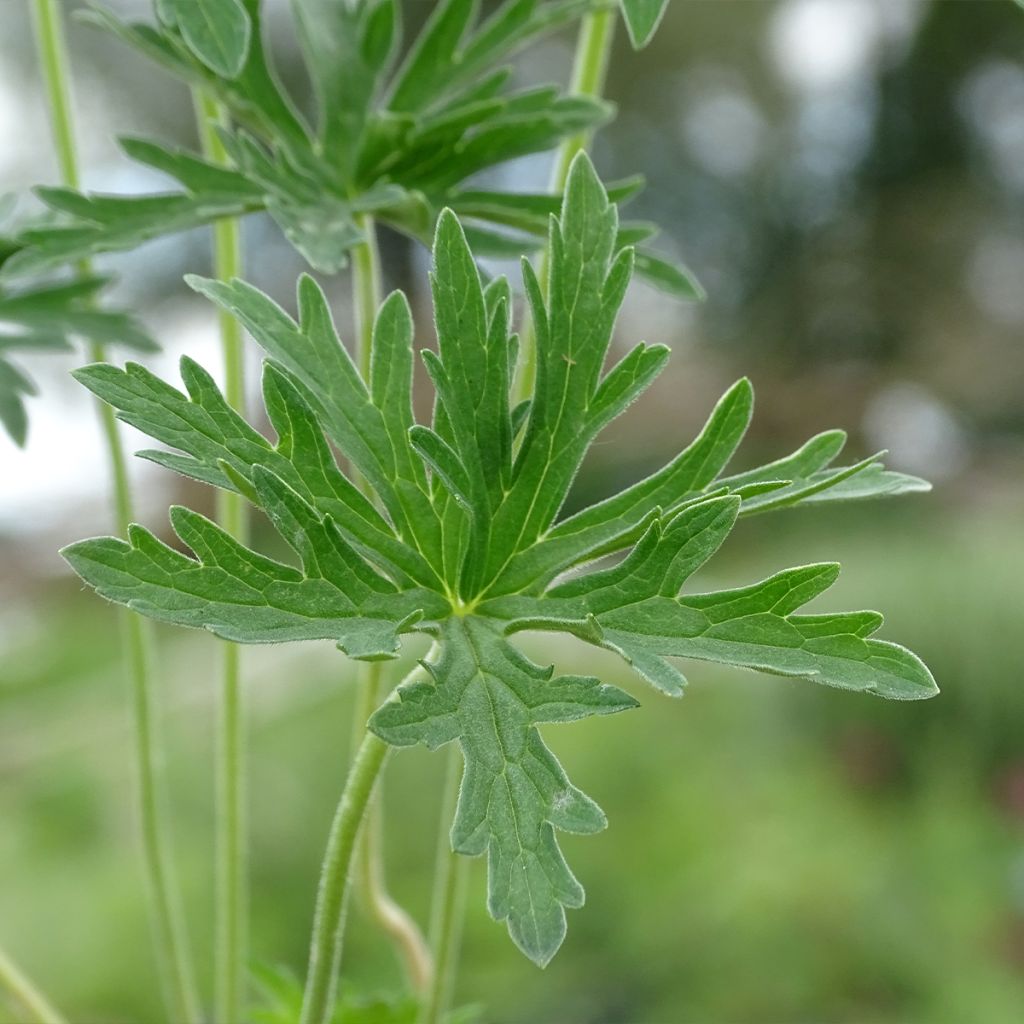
[513,8,617,405]
[353,663,433,994]
[0,946,66,1024]
[349,217,433,992]
[195,92,248,1024]
[352,214,383,382]
[549,8,617,196]
[30,2,200,1020]
[418,745,469,1024]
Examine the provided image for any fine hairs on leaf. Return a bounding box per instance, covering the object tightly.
[63,154,936,969]
[1,0,696,299]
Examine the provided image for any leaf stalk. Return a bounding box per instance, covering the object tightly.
[30,2,200,1020]
[353,663,433,994]
[418,744,469,1024]
[349,214,433,994]
[300,725,389,1024]
[196,91,249,1024]
[0,946,66,1024]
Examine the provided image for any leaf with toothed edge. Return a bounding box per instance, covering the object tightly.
[370,615,637,965]
[63,153,936,969]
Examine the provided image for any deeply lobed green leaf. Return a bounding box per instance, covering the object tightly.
[4,0,689,286]
[63,154,935,967]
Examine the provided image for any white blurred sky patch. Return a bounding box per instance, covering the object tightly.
[0,304,241,544]
[863,381,970,482]
[958,60,1024,194]
[769,0,923,93]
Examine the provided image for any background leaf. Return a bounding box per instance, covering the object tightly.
[167,0,252,78]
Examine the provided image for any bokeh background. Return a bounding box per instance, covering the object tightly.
[3,1,1024,1022]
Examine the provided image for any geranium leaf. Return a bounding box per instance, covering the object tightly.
[65,154,936,970]
[16,0,612,277]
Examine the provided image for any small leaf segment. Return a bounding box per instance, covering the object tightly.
[63,155,936,968]
[0,261,153,444]
[2,0,694,299]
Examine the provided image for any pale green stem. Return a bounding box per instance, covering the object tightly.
[513,8,617,405]
[195,92,248,1024]
[418,745,469,1024]
[353,663,433,994]
[30,2,200,1020]
[349,217,433,992]
[300,658,431,1024]
[352,214,383,382]
[0,946,66,1024]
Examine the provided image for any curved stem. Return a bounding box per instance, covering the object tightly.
[418,745,469,1024]
[300,726,389,1024]
[196,92,248,1024]
[353,663,433,994]
[349,217,433,992]
[30,2,201,1021]
[513,7,617,405]
[300,658,432,1024]
[0,945,66,1024]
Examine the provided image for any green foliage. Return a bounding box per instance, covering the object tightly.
[0,239,155,444]
[0,0,694,295]
[620,0,670,48]
[160,0,252,78]
[250,964,481,1024]
[62,155,935,968]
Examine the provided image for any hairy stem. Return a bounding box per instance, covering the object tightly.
[514,7,617,404]
[0,946,66,1024]
[300,726,389,1024]
[353,663,433,994]
[349,216,433,992]
[30,3,200,1020]
[195,92,249,1024]
[418,745,469,1024]
[300,658,433,1024]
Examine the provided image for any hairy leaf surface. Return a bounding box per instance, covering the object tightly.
[64,155,935,966]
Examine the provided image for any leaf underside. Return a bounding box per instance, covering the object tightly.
[63,155,935,966]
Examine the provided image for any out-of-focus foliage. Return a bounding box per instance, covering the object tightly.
[3,0,697,298]
[0,215,154,445]
[2,506,1023,1024]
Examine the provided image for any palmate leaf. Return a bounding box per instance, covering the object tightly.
[3,0,691,286]
[63,155,935,968]
[0,271,155,444]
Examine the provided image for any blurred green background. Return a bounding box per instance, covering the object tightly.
[3,2,1024,1022]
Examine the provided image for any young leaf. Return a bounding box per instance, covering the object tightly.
[65,154,936,968]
